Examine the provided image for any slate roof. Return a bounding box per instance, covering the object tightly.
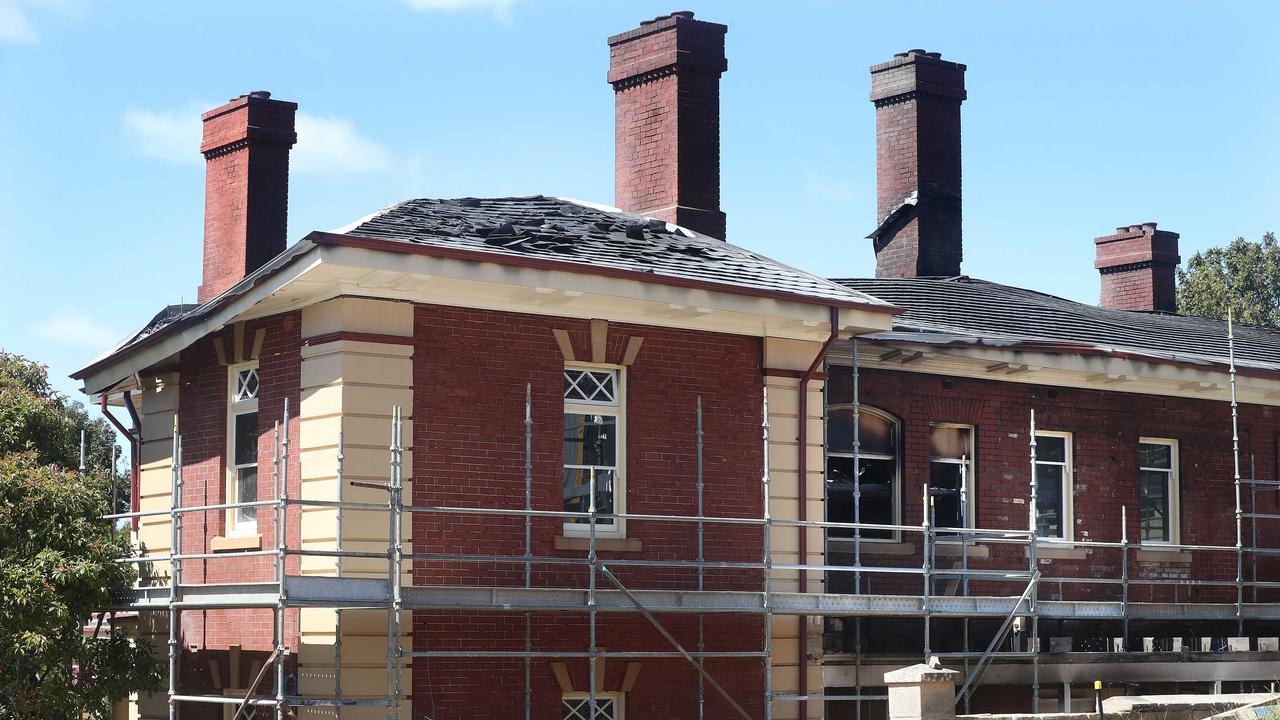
[833,276,1280,374]
[333,196,891,308]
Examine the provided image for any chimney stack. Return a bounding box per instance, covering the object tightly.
[1094,223,1181,313]
[869,50,966,278]
[608,11,727,239]
[198,91,298,303]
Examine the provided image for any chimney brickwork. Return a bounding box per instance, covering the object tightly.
[199,91,298,303]
[869,50,966,278]
[1095,223,1181,313]
[608,11,727,240]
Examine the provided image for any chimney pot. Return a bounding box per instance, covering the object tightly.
[197,91,297,303]
[869,50,967,277]
[608,12,728,239]
[1095,223,1181,313]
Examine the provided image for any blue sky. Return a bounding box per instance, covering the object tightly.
[2,0,1279,412]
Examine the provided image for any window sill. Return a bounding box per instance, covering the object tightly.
[1025,544,1089,561]
[1135,547,1192,564]
[210,534,262,552]
[555,535,643,553]
[934,542,990,559]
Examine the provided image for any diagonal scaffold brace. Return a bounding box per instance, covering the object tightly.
[593,560,757,720]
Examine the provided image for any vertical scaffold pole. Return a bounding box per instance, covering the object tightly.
[922,483,932,659]
[588,464,599,719]
[1251,455,1258,603]
[524,385,533,720]
[387,406,405,720]
[168,420,182,720]
[761,386,773,720]
[277,400,290,720]
[696,395,706,720]
[1229,311,1244,635]
[1028,409,1040,711]
[1120,506,1129,651]
[852,338,864,720]
[335,429,345,717]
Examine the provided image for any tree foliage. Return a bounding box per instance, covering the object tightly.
[1177,232,1280,328]
[0,352,160,718]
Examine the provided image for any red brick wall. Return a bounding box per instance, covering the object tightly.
[411,303,765,717]
[174,312,301,716]
[609,13,727,239]
[830,366,1280,604]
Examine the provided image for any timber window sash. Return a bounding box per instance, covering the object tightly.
[226,362,260,535]
[1034,431,1073,540]
[826,405,900,541]
[929,423,975,531]
[1138,438,1180,544]
[562,693,623,720]
[563,365,626,538]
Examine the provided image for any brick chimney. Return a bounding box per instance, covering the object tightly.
[1094,223,1181,313]
[868,50,966,278]
[608,11,727,240]
[198,91,298,303]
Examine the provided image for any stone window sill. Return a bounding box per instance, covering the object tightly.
[210,534,262,552]
[555,535,644,553]
[1025,544,1090,561]
[842,541,991,559]
[1135,547,1193,564]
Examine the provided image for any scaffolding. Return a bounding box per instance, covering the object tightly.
[102,323,1280,719]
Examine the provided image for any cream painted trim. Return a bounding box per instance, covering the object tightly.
[1026,544,1089,561]
[213,337,228,366]
[1135,547,1193,564]
[233,322,245,363]
[1138,437,1181,546]
[620,663,642,693]
[929,421,976,529]
[249,328,265,360]
[1034,430,1074,541]
[591,319,608,363]
[553,329,576,361]
[226,360,259,536]
[210,534,262,552]
[563,691,624,719]
[621,337,644,366]
[563,362,627,539]
[552,662,574,692]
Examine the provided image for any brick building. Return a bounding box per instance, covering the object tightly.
[76,10,1280,720]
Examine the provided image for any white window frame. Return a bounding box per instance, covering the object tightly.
[1138,437,1180,545]
[226,361,260,536]
[825,404,902,543]
[562,692,624,720]
[929,422,976,530]
[1033,431,1073,541]
[562,363,627,539]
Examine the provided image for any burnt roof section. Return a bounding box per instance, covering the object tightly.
[336,196,891,307]
[834,276,1280,373]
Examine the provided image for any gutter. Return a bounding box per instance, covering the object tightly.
[795,305,841,715]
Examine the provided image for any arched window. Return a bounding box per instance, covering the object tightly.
[826,405,899,540]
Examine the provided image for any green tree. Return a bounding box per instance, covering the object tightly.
[0,352,160,718]
[1177,232,1280,328]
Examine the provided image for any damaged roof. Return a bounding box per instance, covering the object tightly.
[328,196,891,308]
[834,276,1280,374]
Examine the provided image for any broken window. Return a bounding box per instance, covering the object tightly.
[563,367,624,536]
[929,424,974,531]
[1034,433,1072,539]
[1139,439,1179,543]
[227,363,260,534]
[826,405,899,540]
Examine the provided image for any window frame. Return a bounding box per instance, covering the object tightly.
[562,363,627,539]
[1138,437,1180,545]
[225,361,260,536]
[1033,431,1073,542]
[562,691,624,720]
[825,404,902,543]
[928,422,976,531]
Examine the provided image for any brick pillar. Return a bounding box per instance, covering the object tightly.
[608,11,728,240]
[198,91,297,303]
[869,50,966,278]
[1094,223,1181,313]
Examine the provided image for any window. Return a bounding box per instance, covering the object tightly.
[563,366,625,536]
[929,424,974,530]
[562,693,623,720]
[227,364,260,535]
[826,405,899,540]
[1138,439,1179,543]
[1034,432,1072,540]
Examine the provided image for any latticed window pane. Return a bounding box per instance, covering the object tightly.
[562,698,616,720]
[235,368,260,402]
[564,369,617,404]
